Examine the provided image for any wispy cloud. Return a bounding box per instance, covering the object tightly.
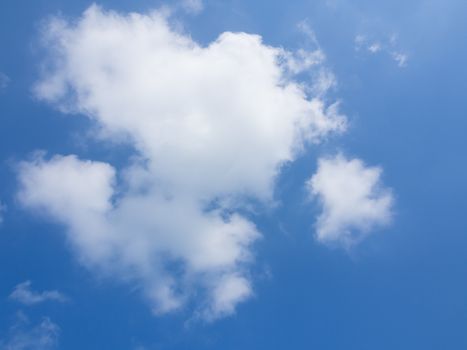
[0,72,10,91]
[180,0,204,14]
[9,281,68,306]
[297,20,338,95]
[368,42,381,53]
[0,201,5,225]
[391,51,408,68]
[0,312,59,350]
[355,34,409,68]
[297,20,321,48]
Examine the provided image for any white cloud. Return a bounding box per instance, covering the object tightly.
[20,5,346,319]
[391,51,408,67]
[354,34,365,48]
[297,20,320,48]
[296,20,338,96]
[0,201,5,224]
[368,42,381,54]
[0,72,9,91]
[205,274,252,320]
[9,281,68,306]
[181,0,204,14]
[0,313,59,350]
[308,154,393,246]
[354,34,408,68]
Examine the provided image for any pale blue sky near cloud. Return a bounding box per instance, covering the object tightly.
[0,0,466,349]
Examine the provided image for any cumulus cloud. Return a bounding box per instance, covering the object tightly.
[9,281,68,306]
[20,5,345,319]
[0,313,59,350]
[308,154,393,246]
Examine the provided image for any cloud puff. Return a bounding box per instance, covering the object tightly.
[308,154,393,246]
[20,5,345,319]
[9,281,68,306]
[391,51,408,68]
[0,313,59,350]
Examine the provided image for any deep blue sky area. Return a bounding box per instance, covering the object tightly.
[1,1,467,349]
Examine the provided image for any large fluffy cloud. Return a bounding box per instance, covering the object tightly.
[308,154,393,246]
[20,5,346,319]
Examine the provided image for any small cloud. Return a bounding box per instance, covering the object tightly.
[9,281,68,306]
[354,34,408,68]
[0,312,59,350]
[354,34,366,48]
[308,154,393,247]
[295,20,341,97]
[391,51,408,67]
[297,20,320,48]
[0,201,5,224]
[204,274,252,321]
[389,33,398,45]
[368,42,381,54]
[180,0,203,14]
[0,72,10,91]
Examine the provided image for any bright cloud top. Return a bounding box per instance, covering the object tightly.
[19,5,345,319]
[9,281,68,306]
[308,154,393,246]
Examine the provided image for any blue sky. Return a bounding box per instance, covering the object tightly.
[1,0,467,349]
